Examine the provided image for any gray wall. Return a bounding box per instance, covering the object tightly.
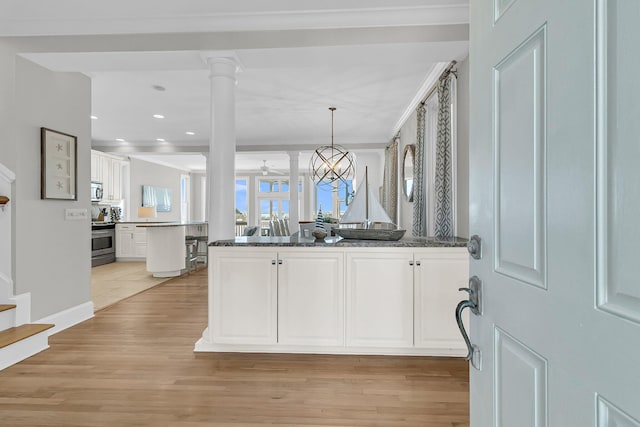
[0,42,16,170]
[14,56,92,320]
[396,56,470,238]
[456,57,470,238]
[398,110,418,231]
[129,158,185,222]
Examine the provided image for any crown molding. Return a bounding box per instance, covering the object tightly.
[0,5,469,37]
[390,62,449,138]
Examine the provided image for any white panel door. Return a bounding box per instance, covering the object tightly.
[470,0,640,426]
[277,250,344,346]
[346,250,414,348]
[414,248,468,354]
[211,249,277,345]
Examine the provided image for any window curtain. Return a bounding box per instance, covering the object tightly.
[434,74,455,238]
[381,138,399,224]
[412,103,427,236]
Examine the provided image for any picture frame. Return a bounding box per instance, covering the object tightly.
[41,127,77,200]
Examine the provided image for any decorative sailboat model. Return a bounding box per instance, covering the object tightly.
[335,167,406,241]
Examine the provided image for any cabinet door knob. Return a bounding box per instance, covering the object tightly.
[409,260,414,266]
[416,261,421,266]
[271,260,276,265]
[278,260,283,265]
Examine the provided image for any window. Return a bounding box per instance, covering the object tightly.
[235,178,248,223]
[315,179,353,220]
[180,174,190,221]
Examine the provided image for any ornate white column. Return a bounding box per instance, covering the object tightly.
[203,53,242,242]
[288,151,300,233]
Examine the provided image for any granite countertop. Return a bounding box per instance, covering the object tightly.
[210,236,468,248]
[135,221,208,228]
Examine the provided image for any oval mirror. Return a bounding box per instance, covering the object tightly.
[402,144,415,202]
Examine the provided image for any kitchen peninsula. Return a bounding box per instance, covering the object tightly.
[136,222,207,277]
[195,236,469,357]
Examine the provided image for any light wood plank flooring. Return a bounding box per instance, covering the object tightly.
[91,261,172,311]
[0,269,469,426]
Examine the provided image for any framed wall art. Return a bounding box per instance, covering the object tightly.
[41,127,77,200]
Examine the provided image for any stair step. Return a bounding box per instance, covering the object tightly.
[0,304,16,313]
[0,324,54,349]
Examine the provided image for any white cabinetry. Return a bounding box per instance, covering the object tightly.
[414,249,469,353]
[91,150,126,202]
[211,249,277,345]
[210,248,343,347]
[345,250,414,348]
[200,246,469,356]
[115,224,147,259]
[277,250,344,346]
[90,151,100,181]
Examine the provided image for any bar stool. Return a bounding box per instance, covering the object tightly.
[186,235,208,268]
[185,238,198,273]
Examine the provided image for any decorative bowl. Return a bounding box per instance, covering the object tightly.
[311,229,327,241]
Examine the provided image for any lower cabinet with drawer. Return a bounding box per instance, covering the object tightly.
[115,224,148,260]
[198,246,469,356]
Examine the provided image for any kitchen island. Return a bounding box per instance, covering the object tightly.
[136,222,207,277]
[195,236,470,357]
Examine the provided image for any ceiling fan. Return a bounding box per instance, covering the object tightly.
[259,160,285,176]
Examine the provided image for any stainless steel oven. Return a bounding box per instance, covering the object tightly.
[92,223,115,267]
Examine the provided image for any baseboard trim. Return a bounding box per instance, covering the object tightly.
[194,338,466,357]
[35,301,94,335]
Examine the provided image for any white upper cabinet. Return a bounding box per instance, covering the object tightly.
[91,150,127,202]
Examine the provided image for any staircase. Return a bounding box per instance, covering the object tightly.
[0,163,54,371]
[0,304,54,371]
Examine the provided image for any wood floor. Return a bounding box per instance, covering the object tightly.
[91,261,172,311]
[0,269,469,427]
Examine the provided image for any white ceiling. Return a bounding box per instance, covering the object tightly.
[5,1,469,172]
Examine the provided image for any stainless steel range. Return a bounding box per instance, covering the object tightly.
[91,222,115,267]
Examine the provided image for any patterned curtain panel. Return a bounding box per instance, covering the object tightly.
[382,138,399,224]
[434,74,454,238]
[412,104,427,236]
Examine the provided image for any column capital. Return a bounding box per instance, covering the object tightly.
[200,51,244,74]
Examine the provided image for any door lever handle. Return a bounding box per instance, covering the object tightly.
[455,276,482,370]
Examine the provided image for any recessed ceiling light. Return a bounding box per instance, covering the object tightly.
[90,115,98,120]
[153,114,165,119]
[116,138,126,142]
[152,85,166,91]
[156,138,165,142]
[185,131,195,136]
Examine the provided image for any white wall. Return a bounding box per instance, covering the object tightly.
[129,158,184,222]
[14,56,92,320]
[190,172,206,222]
[396,56,470,238]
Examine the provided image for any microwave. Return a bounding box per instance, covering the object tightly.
[91,181,103,201]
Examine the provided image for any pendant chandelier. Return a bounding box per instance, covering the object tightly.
[309,107,356,188]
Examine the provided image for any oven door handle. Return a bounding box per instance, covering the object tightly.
[92,230,113,235]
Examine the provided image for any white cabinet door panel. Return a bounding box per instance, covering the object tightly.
[212,251,277,345]
[414,249,468,352]
[346,251,414,348]
[277,251,344,346]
